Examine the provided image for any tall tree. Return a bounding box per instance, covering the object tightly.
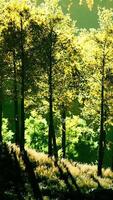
[45,24,58,158]
[19,13,25,150]
[61,103,66,158]
[0,0,36,147]
[77,8,113,176]
[0,12,9,142]
[0,55,3,142]
[38,0,79,158]
[97,40,106,176]
[12,48,20,144]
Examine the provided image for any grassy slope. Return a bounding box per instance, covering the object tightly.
[0,143,113,200]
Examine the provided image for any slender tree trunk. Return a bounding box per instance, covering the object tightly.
[48,28,58,158]
[48,77,53,157]
[13,50,20,145]
[21,150,43,200]
[48,74,53,157]
[48,57,58,158]
[61,103,66,158]
[97,57,105,177]
[20,15,25,150]
[111,127,113,171]
[111,144,113,171]
[0,79,2,142]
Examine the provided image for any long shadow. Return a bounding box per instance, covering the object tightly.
[10,147,27,200]
[0,143,25,200]
[91,175,103,189]
[83,174,113,200]
[54,159,84,199]
[20,149,43,200]
[62,161,82,193]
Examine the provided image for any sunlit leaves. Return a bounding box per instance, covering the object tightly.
[98,8,113,30]
[79,0,113,10]
[78,8,113,132]
[79,0,94,10]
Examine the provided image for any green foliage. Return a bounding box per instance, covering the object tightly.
[2,118,14,143]
[0,0,113,171]
[25,115,48,152]
[24,113,98,163]
[77,7,113,131]
[66,116,98,162]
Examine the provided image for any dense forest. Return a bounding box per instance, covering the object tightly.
[0,0,113,199]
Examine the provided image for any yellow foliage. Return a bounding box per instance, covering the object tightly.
[103,168,113,178]
[79,0,94,10]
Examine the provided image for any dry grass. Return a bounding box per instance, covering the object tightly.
[25,148,113,193]
[9,145,113,194]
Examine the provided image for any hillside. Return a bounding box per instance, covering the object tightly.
[0,143,113,200]
[0,1,113,199]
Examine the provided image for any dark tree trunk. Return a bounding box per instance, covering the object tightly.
[48,79,53,157]
[97,56,105,177]
[111,145,113,171]
[21,150,43,200]
[48,28,57,159]
[110,131,113,171]
[61,103,66,158]
[48,56,58,158]
[48,45,53,157]
[20,16,25,150]
[0,79,2,142]
[13,50,20,145]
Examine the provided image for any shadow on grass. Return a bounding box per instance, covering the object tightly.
[20,149,43,200]
[0,143,43,200]
[0,143,25,200]
[54,159,84,200]
[1,143,113,200]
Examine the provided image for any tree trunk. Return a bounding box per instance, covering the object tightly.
[48,28,57,158]
[0,79,2,142]
[20,15,25,150]
[61,103,66,158]
[21,150,43,200]
[13,50,20,145]
[48,73,53,157]
[48,57,58,158]
[111,144,113,171]
[97,56,105,177]
[110,131,113,171]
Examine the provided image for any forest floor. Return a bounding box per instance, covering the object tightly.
[0,143,113,200]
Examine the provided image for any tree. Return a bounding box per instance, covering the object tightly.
[36,0,80,159]
[0,47,4,142]
[0,5,10,142]
[77,8,113,176]
[2,20,20,144]
[19,12,25,150]
[0,0,36,148]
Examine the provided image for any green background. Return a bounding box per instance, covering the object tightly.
[60,0,113,28]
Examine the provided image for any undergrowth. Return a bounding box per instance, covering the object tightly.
[1,143,113,200]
